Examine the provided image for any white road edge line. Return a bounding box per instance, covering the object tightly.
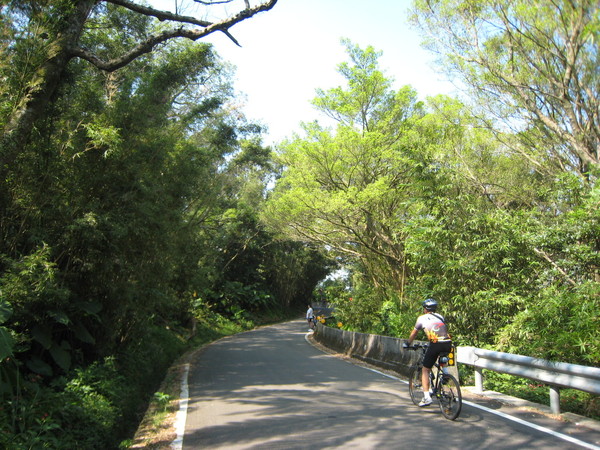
[363,367,599,450]
[171,363,190,450]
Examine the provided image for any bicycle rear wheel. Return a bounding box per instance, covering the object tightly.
[408,366,423,406]
[437,374,462,420]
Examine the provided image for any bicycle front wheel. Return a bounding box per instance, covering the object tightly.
[408,366,423,406]
[438,373,462,420]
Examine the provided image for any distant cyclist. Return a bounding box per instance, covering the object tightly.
[306,304,315,331]
[403,299,452,406]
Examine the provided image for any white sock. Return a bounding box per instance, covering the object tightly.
[423,392,431,401]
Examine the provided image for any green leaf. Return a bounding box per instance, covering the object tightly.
[0,327,14,360]
[50,342,71,372]
[27,356,53,377]
[0,301,12,323]
[73,322,95,344]
[48,310,70,325]
[78,301,102,315]
[32,325,52,349]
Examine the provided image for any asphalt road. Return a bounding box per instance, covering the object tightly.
[180,320,599,449]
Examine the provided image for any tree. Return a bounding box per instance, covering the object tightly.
[410,0,599,179]
[0,0,277,182]
[264,41,426,296]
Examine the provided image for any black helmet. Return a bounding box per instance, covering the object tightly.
[422,298,438,311]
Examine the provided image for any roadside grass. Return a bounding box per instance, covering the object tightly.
[126,356,189,449]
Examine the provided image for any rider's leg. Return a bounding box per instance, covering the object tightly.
[422,366,431,399]
[419,345,438,406]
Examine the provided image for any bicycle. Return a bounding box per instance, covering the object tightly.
[406,343,462,420]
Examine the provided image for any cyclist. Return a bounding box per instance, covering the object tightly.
[403,298,453,406]
[306,304,315,331]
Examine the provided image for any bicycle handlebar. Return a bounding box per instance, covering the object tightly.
[404,343,428,350]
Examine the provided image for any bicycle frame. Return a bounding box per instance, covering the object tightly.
[407,343,462,420]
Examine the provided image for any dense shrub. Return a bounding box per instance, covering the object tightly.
[0,324,188,449]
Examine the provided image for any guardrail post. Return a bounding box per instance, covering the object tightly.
[549,385,560,415]
[475,367,484,393]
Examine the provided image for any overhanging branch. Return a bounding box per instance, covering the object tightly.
[106,0,212,25]
[90,0,278,69]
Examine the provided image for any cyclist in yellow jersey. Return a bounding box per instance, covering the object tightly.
[403,299,453,406]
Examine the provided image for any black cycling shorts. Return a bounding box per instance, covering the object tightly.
[423,341,453,369]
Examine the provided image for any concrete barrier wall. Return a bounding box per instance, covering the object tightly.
[313,322,426,377]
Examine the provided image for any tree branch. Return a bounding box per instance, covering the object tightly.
[106,0,212,27]
[533,247,577,287]
[102,0,276,52]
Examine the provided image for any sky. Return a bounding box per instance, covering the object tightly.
[150,0,458,145]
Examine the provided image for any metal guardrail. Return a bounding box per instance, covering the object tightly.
[457,346,600,414]
[313,322,599,416]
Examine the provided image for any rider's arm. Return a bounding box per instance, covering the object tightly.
[406,327,419,346]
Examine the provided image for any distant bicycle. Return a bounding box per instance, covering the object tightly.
[406,343,462,420]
